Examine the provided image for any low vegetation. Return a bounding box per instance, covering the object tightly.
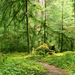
[0,52,47,75]
[27,51,75,75]
[0,51,75,75]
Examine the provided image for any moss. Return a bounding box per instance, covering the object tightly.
[36,43,49,52]
[35,43,55,55]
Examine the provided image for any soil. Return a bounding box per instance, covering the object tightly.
[37,62,66,75]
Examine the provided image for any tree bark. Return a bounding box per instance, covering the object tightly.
[61,1,64,52]
[71,39,74,51]
[34,0,44,46]
[44,0,46,43]
[74,0,75,23]
[58,34,60,49]
[26,0,30,53]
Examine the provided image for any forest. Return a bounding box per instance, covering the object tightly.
[0,0,75,75]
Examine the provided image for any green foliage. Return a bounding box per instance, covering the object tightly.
[27,52,75,75]
[0,58,47,75]
[0,0,28,53]
[35,49,46,55]
[0,53,7,64]
[0,0,75,53]
[0,40,28,53]
[27,55,45,62]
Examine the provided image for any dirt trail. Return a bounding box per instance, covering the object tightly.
[37,62,66,75]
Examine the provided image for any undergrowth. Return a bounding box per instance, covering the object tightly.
[0,52,47,75]
[27,51,75,75]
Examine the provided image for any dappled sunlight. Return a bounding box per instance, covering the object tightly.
[54,51,75,56]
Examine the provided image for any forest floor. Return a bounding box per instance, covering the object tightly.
[8,53,66,75]
[7,54,66,75]
[0,51,75,75]
[27,51,75,75]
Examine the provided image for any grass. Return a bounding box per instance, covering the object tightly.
[27,51,75,75]
[0,52,47,75]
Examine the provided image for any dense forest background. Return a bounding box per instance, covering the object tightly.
[0,0,75,75]
[0,0,75,53]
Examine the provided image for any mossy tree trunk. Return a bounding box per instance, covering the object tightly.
[74,0,75,23]
[34,0,44,47]
[26,0,30,53]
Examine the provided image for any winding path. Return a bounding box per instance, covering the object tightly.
[37,62,66,75]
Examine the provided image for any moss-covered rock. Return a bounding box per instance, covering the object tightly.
[36,43,49,52]
[35,43,55,55]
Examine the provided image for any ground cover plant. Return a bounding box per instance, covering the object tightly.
[0,52,47,75]
[27,51,75,75]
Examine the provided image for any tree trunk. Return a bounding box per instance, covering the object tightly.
[71,39,74,51]
[38,0,44,45]
[44,0,46,43]
[58,33,60,49]
[26,0,30,53]
[61,1,64,52]
[74,0,75,23]
[34,0,44,47]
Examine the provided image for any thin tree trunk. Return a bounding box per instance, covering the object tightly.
[44,0,46,43]
[70,0,75,51]
[74,0,75,23]
[61,1,64,52]
[71,39,74,51]
[58,33,60,49]
[26,0,30,53]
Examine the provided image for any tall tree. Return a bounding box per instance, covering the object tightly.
[26,0,30,53]
[61,1,64,52]
[34,0,44,46]
[44,0,46,43]
[74,0,75,23]
[38,0,44,45]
